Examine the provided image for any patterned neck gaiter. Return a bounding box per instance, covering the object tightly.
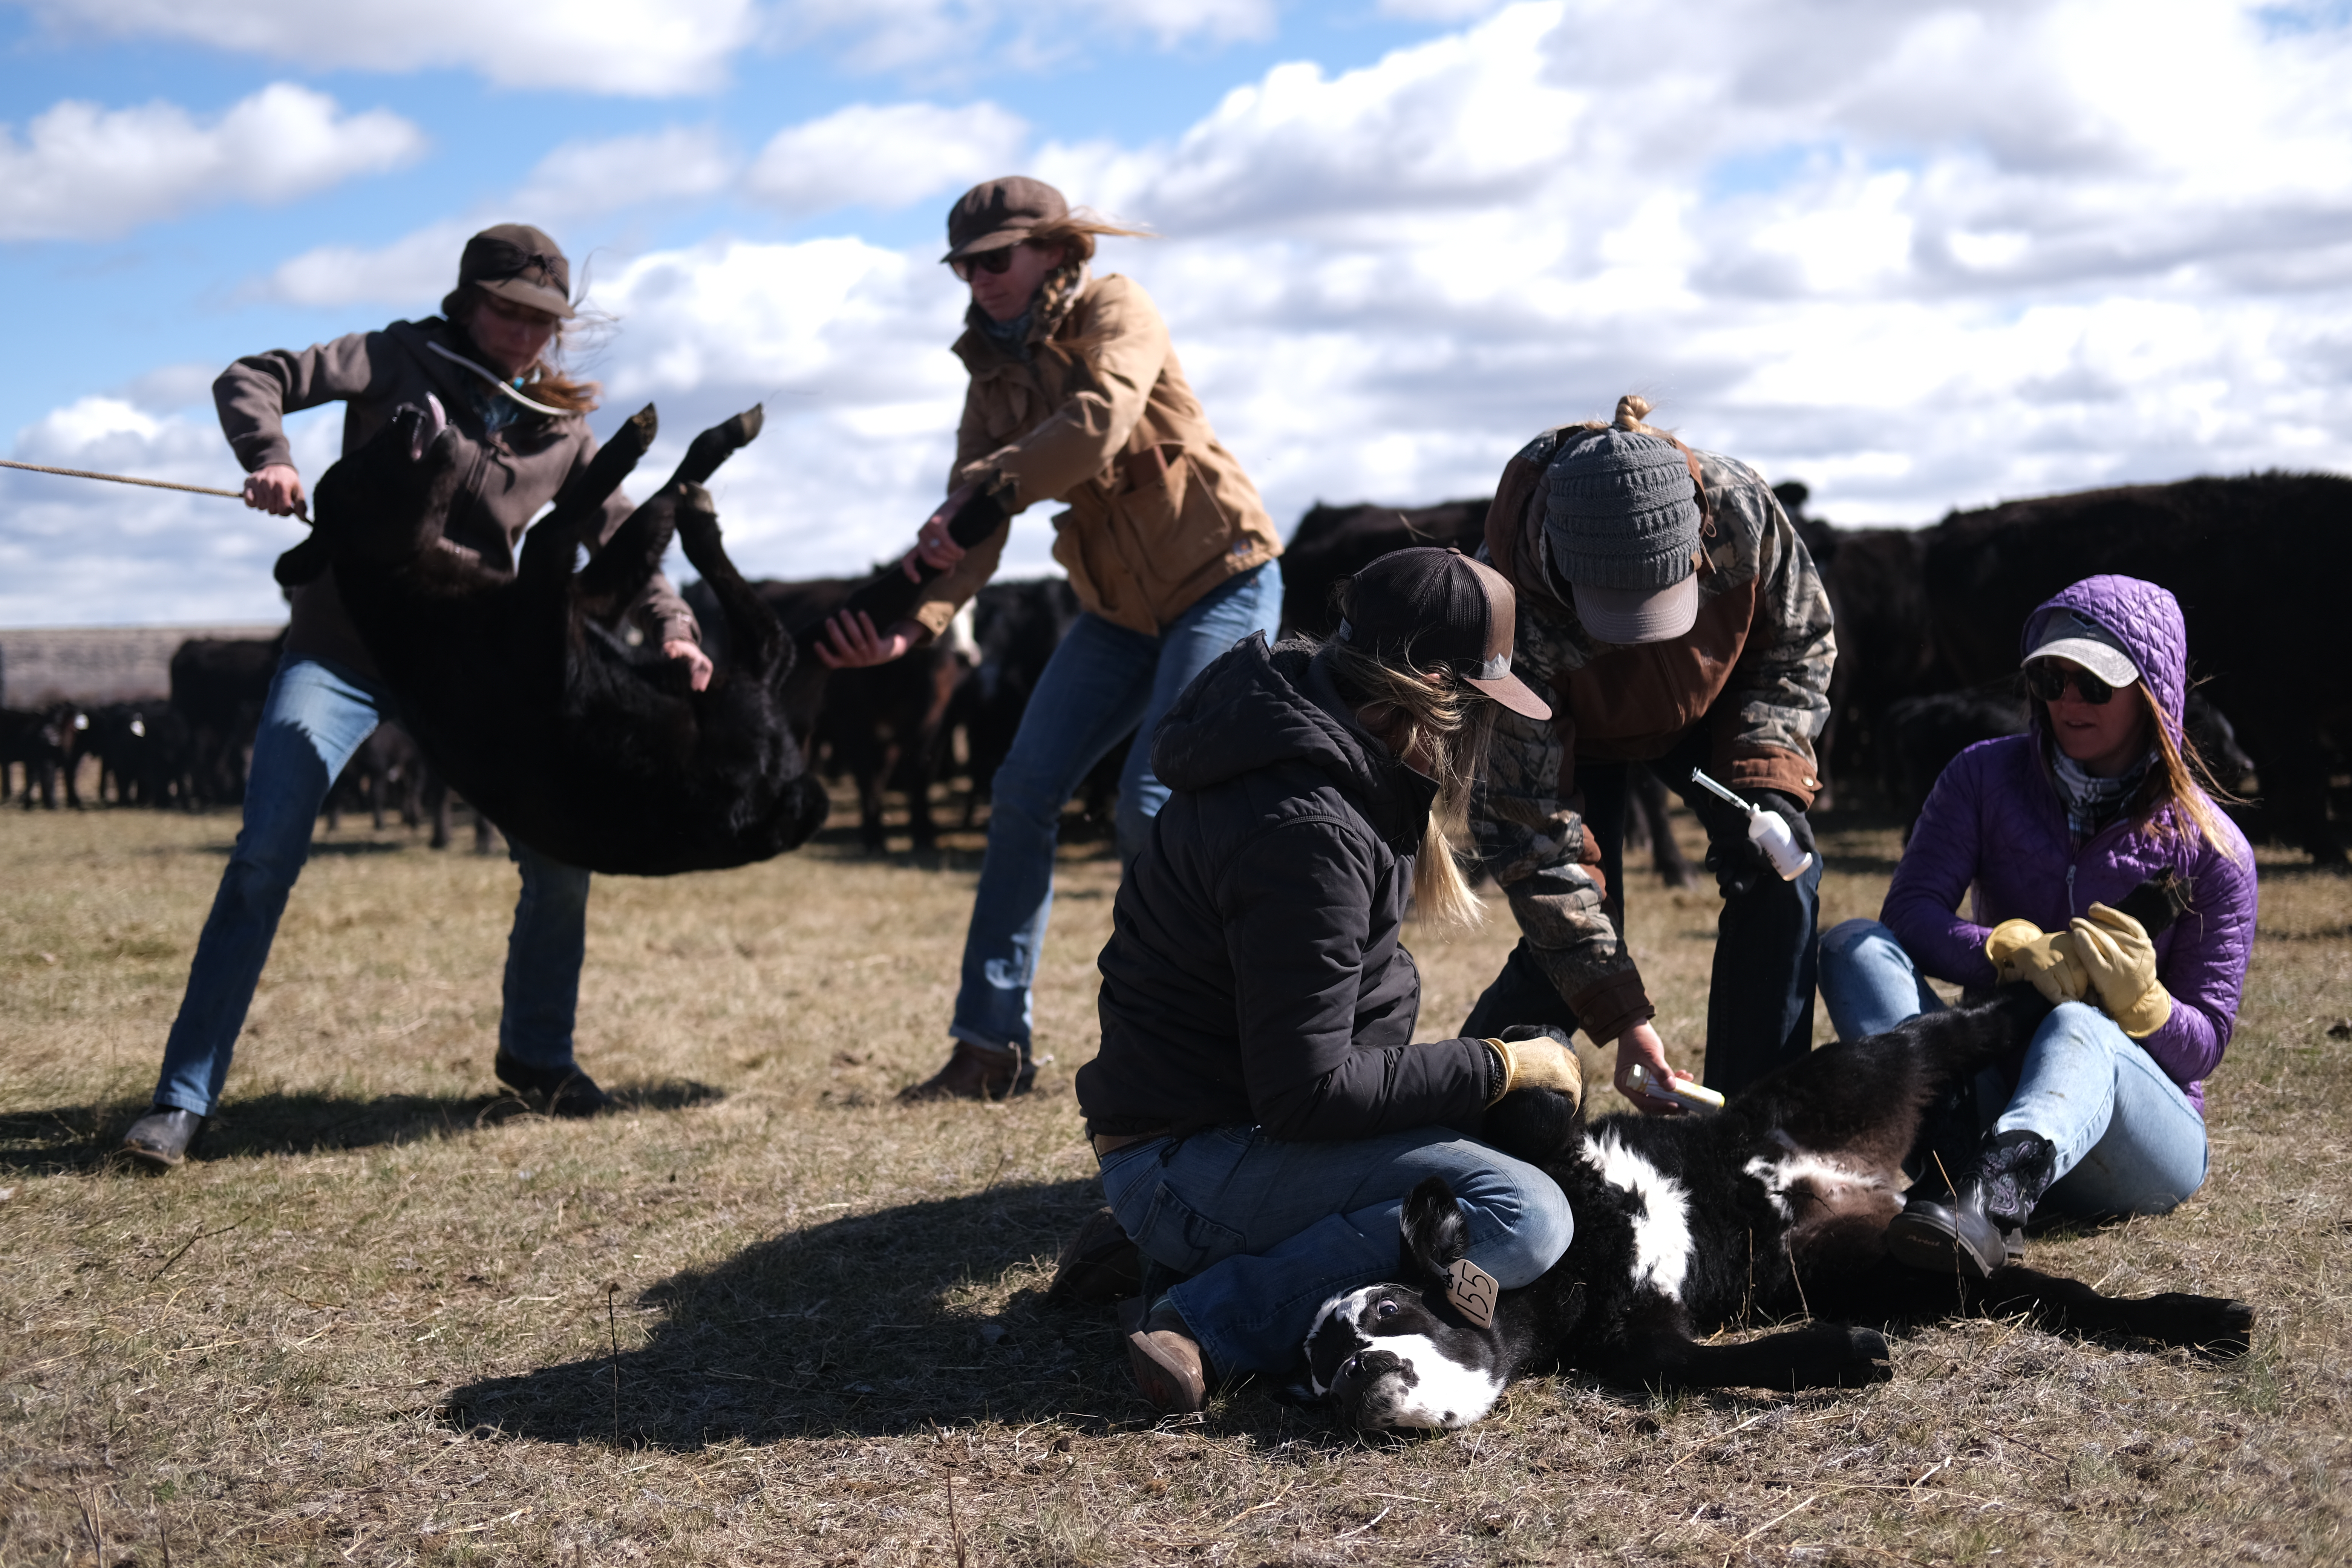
[2050,747,2153,841]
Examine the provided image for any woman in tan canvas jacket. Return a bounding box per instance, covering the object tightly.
[122,225,706,1170]
[821,177,1283,1102]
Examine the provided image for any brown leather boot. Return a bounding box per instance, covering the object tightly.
[897,1040,1034,1103]
[1120,1296,1207,1414]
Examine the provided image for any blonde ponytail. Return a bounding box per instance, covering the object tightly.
[1320,636,1495,929]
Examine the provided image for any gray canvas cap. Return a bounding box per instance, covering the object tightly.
[2022,608,2140,688]
[1544,427,1704,644]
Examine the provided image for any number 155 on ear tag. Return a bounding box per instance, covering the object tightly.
[1445,1258,1499,1328]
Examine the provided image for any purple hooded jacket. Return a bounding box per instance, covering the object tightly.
[1881,574,2257,1114]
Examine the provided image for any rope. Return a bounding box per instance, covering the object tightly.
[0,457,242,499]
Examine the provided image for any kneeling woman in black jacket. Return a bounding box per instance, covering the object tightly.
[1076,547,1582,1412]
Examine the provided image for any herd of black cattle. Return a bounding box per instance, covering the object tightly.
[2,466,2346,868]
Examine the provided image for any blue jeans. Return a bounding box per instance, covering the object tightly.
[153,655,593,1116]
[1818,919,2208,1218]
[1099,1125,1575,1376]
[950,564,1282,1058]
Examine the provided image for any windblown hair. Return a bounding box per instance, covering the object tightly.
[437,282,603,415]
[1026,208,1155,265]
[1320,633,1495,930]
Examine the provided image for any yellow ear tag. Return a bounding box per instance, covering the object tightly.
[1444,1258,1499,1329]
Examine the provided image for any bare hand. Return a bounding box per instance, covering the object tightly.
[244,464,306,517]
[903,482,978,581]
[1614,1023,1694,1116]
[816,610,919,670]
[663,639,713,692]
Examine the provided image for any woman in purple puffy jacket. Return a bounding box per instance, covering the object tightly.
[1817,574,2255,1279]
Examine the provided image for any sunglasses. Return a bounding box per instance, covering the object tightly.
[948,247,1021,281]
[2024,660,2115,705]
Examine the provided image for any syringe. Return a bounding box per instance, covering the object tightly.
[1687,767,1815,880]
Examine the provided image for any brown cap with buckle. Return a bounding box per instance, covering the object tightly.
[1336,547,1551,720]
[942,177,1067,263]
[458,224,575,320]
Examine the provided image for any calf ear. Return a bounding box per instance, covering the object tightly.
[1398,1176,1471,1287]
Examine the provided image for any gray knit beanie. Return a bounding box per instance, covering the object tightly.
[1543,428,1703,591]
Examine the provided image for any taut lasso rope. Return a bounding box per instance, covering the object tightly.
[1,457,309,520]
[0,457,243,500]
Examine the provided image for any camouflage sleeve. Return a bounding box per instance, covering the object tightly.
[1470,606,1657,1046]
[1705,458,1835,805]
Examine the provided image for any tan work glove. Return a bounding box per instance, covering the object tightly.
[1486,1032,1584,1110]
[1984,918,2090,1004]
[2070,903,2173,1039]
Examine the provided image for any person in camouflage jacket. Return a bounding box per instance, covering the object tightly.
[1462,397,1836,1109]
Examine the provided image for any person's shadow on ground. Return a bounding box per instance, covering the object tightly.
[439,1179,1356,1450]
[0,1080,724,1174]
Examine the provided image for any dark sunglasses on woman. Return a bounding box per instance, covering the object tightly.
[2024,659,2115,705]
[949,247,1020,281]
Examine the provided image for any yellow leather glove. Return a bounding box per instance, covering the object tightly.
[1487,1035,1584,1110]
[1984,918,2090,1004]
[2070,903,2173,1039]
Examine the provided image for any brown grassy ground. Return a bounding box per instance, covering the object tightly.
[2,788,2347,1566]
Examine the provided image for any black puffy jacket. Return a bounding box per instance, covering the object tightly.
[1077,635,1499,1141]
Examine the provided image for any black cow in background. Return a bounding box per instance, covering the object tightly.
[1278,499,1488,638]
[323,720,426,833]
[1877,686,2256,840]
[279,401,828,875]
[170,632,282,805]
[1922,472,2351,866]
[1774,483,1946,809]
[1,702,85,808]
[81,703,195,808]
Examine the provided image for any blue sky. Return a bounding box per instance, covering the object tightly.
[5,0,2351,625]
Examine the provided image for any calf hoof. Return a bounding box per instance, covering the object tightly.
[121,1107,204,1171]
[2142,1293,2256,1355]
[1785,1324,1893,1389]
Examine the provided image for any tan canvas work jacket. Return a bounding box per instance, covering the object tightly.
[912,268,1280,639]
[215,317,698,680]
[1470,430,1836,1044]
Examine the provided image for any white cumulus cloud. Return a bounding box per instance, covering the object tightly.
[746,102,1030,217]
[0,84,425,242]
[18,0,758,96]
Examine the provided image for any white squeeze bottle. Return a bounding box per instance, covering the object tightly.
[1687,767,1814,880]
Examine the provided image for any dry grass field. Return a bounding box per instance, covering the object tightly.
[3,785,2348,1566]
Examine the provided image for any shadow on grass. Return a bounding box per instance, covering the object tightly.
[440,1178,1357,1452]
[0,1079,725,1174]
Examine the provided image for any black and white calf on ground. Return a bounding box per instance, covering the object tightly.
[1304,891,2251,1430]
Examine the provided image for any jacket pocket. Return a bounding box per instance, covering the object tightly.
[1134,1179,1246,1275]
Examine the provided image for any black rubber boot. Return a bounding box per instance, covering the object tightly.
[1887,1129,2055,1281]
[493,1052,615,1118]
[121,1107,204,1171]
